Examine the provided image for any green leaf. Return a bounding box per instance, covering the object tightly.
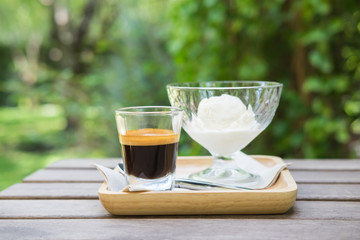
[351,119,360,134]
[345,101,360,116]
[303,76,327,93]
[204,0,217,8]
[309,49,332,73]
[301,29,328,45]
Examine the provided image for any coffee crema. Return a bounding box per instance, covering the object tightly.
[120,128,179,180]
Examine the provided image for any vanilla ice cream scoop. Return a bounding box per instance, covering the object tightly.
[197,94,258,130]
[185,94,262,155]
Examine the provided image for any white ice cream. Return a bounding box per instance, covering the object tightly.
[184,94,263,156]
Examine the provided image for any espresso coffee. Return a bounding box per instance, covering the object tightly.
[120,128,179,180]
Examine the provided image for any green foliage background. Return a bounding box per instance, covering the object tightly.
[0,0,359,190]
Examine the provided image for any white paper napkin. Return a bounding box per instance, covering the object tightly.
[93,164,127,191]
[233,151,290,189]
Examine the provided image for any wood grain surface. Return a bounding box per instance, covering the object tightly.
[0,219,358,240]
[0,156,359,240]
[0,200,359,220]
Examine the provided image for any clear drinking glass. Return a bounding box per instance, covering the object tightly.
[115,106,183,191]
[167,81,282,185]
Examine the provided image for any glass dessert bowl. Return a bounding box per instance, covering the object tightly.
[167,81,283,185]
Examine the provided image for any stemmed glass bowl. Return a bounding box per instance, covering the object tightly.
[167,81,283,185]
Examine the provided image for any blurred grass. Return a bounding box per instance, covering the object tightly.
[0,105,108,191]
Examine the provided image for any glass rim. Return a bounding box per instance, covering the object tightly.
[115,106,183,115]
[167,81,283,90]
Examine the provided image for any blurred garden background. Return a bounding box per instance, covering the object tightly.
[0,0,359,190]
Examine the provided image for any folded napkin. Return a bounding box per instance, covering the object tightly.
[233,151,289,189]
[93,152,289,192]
[93,164,127,191]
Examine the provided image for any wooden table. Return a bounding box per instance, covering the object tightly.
[0,157,359,239]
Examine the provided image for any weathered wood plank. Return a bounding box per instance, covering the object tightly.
[45,158,360,171]
[23,168,360,184]
[0,183,100,199]
[23,169,104,183]
[46,158,121,169]
[297,184,360,201]
[0,219,358,240]
[0,200,110,219]
[1,183,360,201]
[287,159,360,171]
[291,171,360,183]
[0,200,359,220]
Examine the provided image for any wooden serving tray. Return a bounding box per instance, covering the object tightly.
[98,155,297,215]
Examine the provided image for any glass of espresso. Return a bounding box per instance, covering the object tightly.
[115,106,183,191]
